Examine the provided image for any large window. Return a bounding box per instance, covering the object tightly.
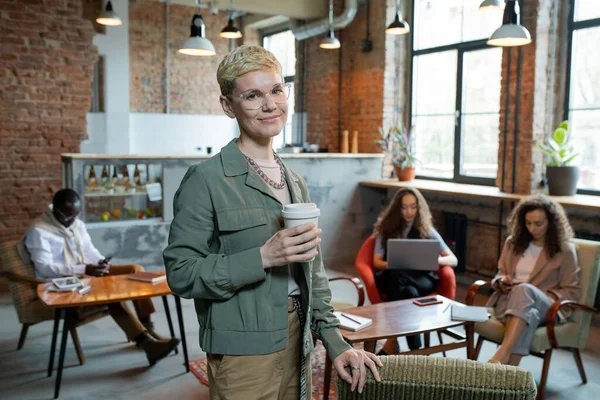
[410,0,502,183]
[565,0,600,192]
[263,30,296,150]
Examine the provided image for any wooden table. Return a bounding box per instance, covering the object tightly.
[323,296,474,400]
[37,274,189,399]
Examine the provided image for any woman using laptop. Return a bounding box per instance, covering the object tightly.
[373,188,457,353]
[487,195,580,365]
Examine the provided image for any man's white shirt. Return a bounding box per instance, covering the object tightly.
[24,220,104,280]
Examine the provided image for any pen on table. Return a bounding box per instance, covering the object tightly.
[442,303,451,313]
[341,313,361,324]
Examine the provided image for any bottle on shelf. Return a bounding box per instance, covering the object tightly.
[341,130,349,153]
[134,164,142,186]
[100,165,111,190]
[351,130,359,153]
[112,165,119,186]
[123,165,131,188]
[87,165,97,189]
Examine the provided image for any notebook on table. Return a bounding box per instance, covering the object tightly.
[450,305,490,322]
[333,311,373,332]
[127,272,167,284]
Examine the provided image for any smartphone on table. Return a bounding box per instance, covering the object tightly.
[413,296,443,307]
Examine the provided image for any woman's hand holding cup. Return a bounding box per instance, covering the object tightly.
[260,223,321,268]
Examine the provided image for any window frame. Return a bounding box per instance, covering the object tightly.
[261,29,296,146]
[563,0,600,195]
[408,1,499,186]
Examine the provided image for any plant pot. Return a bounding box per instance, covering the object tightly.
[546,166,579,196]
[394,166,416,181]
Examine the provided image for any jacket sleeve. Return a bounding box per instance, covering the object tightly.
[550,244,581,302]
[491,239,511,289]
[163,165,266,300]
[295,173,352,361]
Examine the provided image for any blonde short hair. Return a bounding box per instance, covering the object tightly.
[217,45,283,97]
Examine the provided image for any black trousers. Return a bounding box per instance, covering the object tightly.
[375,270,438,350]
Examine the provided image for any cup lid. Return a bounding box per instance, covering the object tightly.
[282,203,320,218]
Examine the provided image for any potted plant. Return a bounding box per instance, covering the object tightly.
[536,120,580,196]
[376,124,417,181]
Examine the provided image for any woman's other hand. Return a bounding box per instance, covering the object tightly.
[260,222,321,268]
[497,275,513,293]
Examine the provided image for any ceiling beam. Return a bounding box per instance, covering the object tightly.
[164,0,327,20]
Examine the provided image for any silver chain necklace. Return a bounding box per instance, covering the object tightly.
[244,151,286,190]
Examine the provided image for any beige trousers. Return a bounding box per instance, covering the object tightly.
[207,297,312,400]
[76,264,156,340]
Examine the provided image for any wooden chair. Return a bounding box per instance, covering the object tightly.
[0,240,109,366]
[466,238,600,400]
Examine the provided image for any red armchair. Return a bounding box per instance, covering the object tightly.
[354,234,457,303]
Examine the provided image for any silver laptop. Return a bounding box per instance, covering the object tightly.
[386,239,440,271]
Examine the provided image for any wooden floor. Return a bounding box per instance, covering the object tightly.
[0,278,598,399]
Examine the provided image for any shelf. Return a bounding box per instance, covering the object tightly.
[84,191,149,198]
[86,217,163,229]
[360,179,600,211]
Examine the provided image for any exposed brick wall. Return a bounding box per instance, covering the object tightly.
[339,0,386,154]
[129,0,166,113]
[129,0,259,114]
[301,0,390,153]
[0,0,98,241]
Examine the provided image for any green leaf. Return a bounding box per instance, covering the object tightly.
[553,127,567,146]
[558,120,569,131]
[548,139,561,152]
[561,153,579,166]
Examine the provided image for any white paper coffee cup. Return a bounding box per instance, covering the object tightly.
[282,203,320,256]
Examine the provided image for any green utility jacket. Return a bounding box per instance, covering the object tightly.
[163,139,351,361]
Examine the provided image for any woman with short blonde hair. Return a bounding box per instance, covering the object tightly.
[165,45,381,399]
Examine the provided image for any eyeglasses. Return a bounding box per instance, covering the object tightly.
[54,207,80,224]
[231,83,291,110]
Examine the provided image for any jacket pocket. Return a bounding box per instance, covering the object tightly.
[216,206,269,254]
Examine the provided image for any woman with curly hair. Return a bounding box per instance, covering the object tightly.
[373,188,457,353]
[488,194,581,365]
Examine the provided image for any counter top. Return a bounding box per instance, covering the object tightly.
[360,179,600,211]
[62,153,384,160]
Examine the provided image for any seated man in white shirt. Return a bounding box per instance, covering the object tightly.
[22,189,179,365]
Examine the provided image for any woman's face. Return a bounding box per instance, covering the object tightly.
[400,194,418,224]
[525,209,549,243]
[220,69,288,142]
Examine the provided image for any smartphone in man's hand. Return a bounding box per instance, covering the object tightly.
[100,256,113,265]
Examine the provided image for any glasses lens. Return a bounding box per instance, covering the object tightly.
[243,85,290,110]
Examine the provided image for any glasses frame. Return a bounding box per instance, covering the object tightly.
[230,82,292,110]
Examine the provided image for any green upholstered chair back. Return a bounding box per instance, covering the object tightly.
[568,239,600,343]
[337,355,537,400]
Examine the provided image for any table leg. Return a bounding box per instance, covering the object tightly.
[54,308,72,399]
[465,322,474,360]
[323,354,332,400]
[364,341,376,353]
[48,308,62,377]
[162,295,178,355]
[174,295,189,372]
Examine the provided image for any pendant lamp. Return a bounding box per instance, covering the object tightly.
[386,0,409,35]
[320,0,340,49]
[220,0,242,39]
[179,0,216,56]
[96,1,122,27]
[487,0,531,47]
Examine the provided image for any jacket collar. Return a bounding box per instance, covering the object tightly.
[221,138,249,177]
